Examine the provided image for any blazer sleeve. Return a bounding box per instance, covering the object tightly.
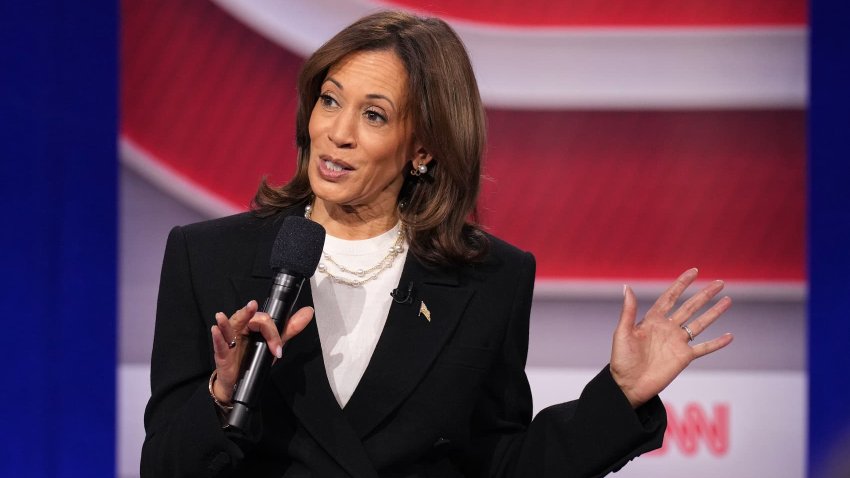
[140,226,248,478]
[467,252,667,478]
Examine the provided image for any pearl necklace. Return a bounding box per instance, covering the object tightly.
[305,203,406,287]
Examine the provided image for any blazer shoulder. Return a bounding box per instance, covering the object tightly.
[161,212,292,276]
[175,210,297,249]
[178,211,274,237]
[452,232,535,289]
[481,232,535,268]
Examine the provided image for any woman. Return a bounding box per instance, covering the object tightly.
[141,11,733,478]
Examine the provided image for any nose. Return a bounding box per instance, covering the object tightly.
[328,111,356,149]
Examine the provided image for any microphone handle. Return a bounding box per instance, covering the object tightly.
[226,272,304,431]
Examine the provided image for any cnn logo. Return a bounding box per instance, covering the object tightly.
[648,402,730,456]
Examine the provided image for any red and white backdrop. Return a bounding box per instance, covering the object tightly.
[118,1,806,476]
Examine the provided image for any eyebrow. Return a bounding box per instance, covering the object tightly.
[324,77,397,111]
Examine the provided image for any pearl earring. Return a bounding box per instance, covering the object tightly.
[411,161,428,176]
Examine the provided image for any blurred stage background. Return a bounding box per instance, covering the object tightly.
[118,1,805,476]
[4,0,849,477]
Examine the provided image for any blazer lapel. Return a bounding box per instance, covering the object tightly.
[342,255,474,438]
[270,284,380,478]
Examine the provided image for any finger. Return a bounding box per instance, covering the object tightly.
[210,325,231,363]
[282,306,315,343]
[616,285,638,335]
[670,280,725,325]
[230,300,259,330]
[247,312,284,358]
[691,332,734,359]
[682,296,733,338]
[211,325,239,395]
[215,312,237,344]
[648,268,699,317]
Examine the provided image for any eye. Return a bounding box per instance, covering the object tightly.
[318,93,339,109]
[364,108,387,125]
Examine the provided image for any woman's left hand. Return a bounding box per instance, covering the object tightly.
[610,268,734,408]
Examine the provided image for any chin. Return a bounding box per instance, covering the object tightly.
[310,181,349,204]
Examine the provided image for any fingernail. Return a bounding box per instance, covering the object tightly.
[623,284,628,296]
[275,346,283,358]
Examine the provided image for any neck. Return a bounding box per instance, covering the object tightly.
[309,197,399,240]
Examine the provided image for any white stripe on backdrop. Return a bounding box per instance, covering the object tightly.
[212,0,807,108]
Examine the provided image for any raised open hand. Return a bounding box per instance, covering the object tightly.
[610,268,733,408]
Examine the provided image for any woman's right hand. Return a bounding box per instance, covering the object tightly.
[209,301,315,403]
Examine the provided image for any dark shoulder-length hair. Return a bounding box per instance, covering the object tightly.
[253,10,489,266]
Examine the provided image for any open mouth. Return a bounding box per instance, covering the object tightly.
[323,159,353,172]
[317,155,355,179]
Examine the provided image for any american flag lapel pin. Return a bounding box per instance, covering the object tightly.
[418,301,431,322]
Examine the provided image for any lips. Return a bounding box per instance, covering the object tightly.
[316,155,354,180]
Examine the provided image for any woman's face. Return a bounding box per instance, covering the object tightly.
[307,49,421,215]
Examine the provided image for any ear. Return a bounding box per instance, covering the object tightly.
[411,141,433,166]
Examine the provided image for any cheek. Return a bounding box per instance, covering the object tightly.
[307,110,321,142]
[381,133,413,171]
[371,146,409,187]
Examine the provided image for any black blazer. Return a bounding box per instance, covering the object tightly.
[141,209,665,478]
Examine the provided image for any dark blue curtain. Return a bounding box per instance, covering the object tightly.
[809,1,850,477]
[0,1,117,476]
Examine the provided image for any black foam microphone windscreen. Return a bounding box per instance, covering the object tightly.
[270,216,325,275]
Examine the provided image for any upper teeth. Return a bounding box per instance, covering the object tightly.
[325,160,344,172]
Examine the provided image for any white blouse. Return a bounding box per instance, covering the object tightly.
[309,222,408,407]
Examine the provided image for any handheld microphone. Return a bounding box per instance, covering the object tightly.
[226,216,325,431]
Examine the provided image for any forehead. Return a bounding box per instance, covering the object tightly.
[325,50,409,102]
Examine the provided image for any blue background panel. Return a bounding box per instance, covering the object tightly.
[809,0,850,477]
[0,1,117,476]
